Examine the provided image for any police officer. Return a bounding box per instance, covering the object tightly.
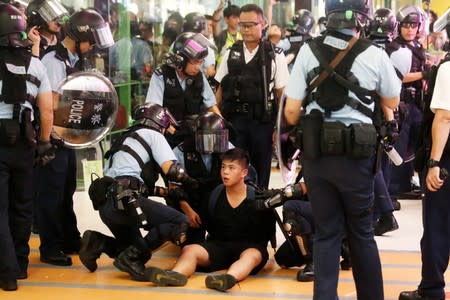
[385,5,429,198]
[285,9,315,67]
[84,103,192,281]
[215,4,289,189]
[0,3,53,291]
[25,0,68,57]
[35,8,114,266]
[182,12,216,79]
[367,8,401,235]
[145,32,220,148]
[283,0,401,298]
[171,112,230,244]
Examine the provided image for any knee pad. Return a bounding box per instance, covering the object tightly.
[171,222,189,246]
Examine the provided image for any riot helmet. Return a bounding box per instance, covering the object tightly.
[292,9,315,35]
[194,112,229,154]
[369,8,397,40]
[183,12,206,33]
[325,0,373,30]
[166,32,209,69]
[26,0,68,28]
[64,8,114,49]
[396,5,429,36]
[132,103,178,133]
[0,3,30,47]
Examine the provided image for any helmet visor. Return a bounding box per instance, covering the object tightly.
[92,22,114,48]
[195,129,229,154]
[433,8,450,33]
[38,0,69,24]
[163,107,178,128]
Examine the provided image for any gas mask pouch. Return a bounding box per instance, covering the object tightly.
[348,123,377,159]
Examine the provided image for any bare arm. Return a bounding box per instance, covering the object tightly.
[212,0,226,38]
[36,91,53,141]
[207,104,222,117]
[215,84,223,108]
[284,97,302,125]
[380,95,399,110]
[402,71,424,83]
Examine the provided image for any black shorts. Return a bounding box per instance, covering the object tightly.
[197,240,269,274]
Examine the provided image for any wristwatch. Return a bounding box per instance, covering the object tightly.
[427,159,440,168]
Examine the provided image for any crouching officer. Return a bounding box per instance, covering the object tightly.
[283,0,401,299]
[82,103,193,281]
[0,3,53,291]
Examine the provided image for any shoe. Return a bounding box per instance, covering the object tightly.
[374,213,399,236]
[399,290,444,300]
[392,198,401,211]
[113,245,150,282]
[17,270,27,280]
[297,262,314,282]
[205,274,237,292]
[0,279,17,291]
[79,230,107,272]
[40,251,72,266]
[144,267,187,286]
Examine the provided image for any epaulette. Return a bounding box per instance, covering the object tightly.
[153,67,163,76]
[273,46,283,54]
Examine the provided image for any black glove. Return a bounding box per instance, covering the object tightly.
[381,120,399,145]
[283,183,304,199]
[36,140,56,166]
[422,65,437,81]
[168,187,189,202]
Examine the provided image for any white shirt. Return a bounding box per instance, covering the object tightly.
[430,61,450,112]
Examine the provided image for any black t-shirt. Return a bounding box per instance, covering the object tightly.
[207,188,274,245]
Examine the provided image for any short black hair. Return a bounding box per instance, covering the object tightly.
[205,14,213,21]
[224,5,240,18]
[222,148,250,168]
[240,4,264,19]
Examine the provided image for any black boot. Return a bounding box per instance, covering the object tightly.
[297,261,314,282]
[113,245,151,281]
[79,230,118,272]
[373,213,399,236]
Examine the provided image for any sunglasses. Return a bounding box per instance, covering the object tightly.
[238,21,261,30]
[401,23,419,29]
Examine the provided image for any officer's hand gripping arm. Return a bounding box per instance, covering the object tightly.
[166,162,199,189]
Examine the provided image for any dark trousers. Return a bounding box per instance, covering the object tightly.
[35,147,80,255]
[303,156,383,300]
[283,199,314,235]
[99,195,188,252]
[0,140,35,280]
[418,156,450,299]
[389,102,423,194]
[230,116,274,189]
[373,164,394,220]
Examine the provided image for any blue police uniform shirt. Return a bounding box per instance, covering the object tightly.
[131,37,153,76]
[285,31,401,126]
[202,46,215,72]
[389,47,412,77]
[41,42,79,91]
[0,56,52,119]
[145,68,216,108]
[104,128,177,182]
[173,142,234,172]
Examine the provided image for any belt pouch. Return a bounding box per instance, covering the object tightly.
[348,123,377,159]
[320,122,346,155]
[300,110,323,160]
[0,119,20,146]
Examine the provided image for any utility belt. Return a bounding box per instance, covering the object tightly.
[401,87,423,106]
[0,109,35,147]
[227,101,274,122]
[107,176,149,227]
[292,111,377,160]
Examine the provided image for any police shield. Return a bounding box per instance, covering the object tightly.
[275,94,300,184]
[52,71,118,149]
[433,8,450,33]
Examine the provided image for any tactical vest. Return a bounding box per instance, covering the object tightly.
[156,65,203,122]
[0,48,41,120]
[221,40,278,121]
[304,33,375,118]
[181,144,222,208]
[286,34,312,65]
[386,37,426,99]
[105,125,161,192]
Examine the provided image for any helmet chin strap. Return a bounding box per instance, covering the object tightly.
[75,41,85,70]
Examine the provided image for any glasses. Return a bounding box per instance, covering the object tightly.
[238,21,261,30]
[401,23,419,29]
